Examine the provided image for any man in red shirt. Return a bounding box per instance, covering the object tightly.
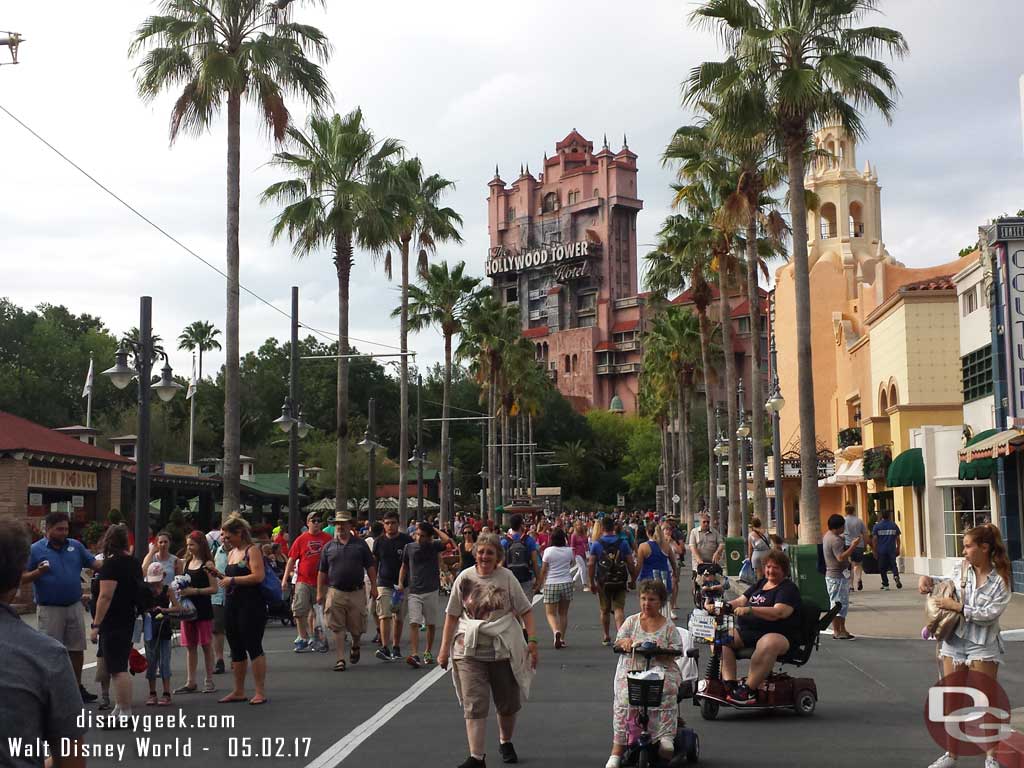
[283,512,332,653]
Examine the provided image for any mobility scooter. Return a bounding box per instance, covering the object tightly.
[689,596,840,720]
[614,641,701,766]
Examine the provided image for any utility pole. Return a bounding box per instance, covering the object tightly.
[367,398,377,524]
[416,374,424,521]
[287,287,300,543]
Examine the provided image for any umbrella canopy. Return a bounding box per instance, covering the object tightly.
[305,497,336,512]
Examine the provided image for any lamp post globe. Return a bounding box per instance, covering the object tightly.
[152,362,184,402]
[102,347,135,390]
[273,401,296,433]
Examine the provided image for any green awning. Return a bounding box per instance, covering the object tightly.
[887,447,925,487]
[958,428,999,481]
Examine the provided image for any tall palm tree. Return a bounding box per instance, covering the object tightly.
[689,0,906,543]
[384,159,463,525]
[123,328,165,366]
[261,110,402,519]
[399,261,480,528]
[131,0,332,515]
[177,321,222,381]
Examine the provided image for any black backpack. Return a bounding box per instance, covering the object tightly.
[505,536,533,583]
[596,544,628,591]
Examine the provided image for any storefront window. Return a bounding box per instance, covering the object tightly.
[942,486,991,557]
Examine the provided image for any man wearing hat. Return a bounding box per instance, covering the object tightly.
[283,511,331,653]
[317,511,377,672]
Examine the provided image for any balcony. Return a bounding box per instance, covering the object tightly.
[838,427,863,449]
[615,340,639,352]
[596,364,613,375]
[614,296,644,310]
[615,362,641,374]
[863,446,892,480]
[528,309,545,321]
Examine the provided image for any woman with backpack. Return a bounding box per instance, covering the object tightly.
[175,531,218,694]
[212,514,268,705]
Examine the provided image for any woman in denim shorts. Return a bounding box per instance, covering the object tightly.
[919,524,1012,768]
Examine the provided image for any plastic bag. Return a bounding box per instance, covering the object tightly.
[926,566,967,641]
[738,558,755,584]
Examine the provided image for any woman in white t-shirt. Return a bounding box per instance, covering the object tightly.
[536,528,575,648]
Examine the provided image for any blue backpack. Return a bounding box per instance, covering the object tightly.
[244,547,283,604]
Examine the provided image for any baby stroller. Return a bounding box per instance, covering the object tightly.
[691,563,726,607]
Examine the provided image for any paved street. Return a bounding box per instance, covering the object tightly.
[69,582,1024,768]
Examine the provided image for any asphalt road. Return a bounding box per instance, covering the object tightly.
[77,585,1023,768]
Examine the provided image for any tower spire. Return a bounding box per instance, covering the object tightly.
[603,133,608,149]
[622,133,628,149]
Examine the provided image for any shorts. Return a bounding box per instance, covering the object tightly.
[849,547,865,564]
[326,587,366,638]
[179,618,214,648]
[736,626,793,653]
[825,575,850,618]
[376,587,407,620]
[940,632,1005,666]
[98,626,133,675]
[212,604,225,635]
[37,604,87,652]
[598,587,627,615]
[542,582,573,604]
[407,592,440,628]
[291,582,316,617]
[452,658,521,719]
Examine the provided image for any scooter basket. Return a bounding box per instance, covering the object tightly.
[626,675,664,707]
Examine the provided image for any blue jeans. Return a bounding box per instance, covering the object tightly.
[145,636,172,681]
[877,552,900,587]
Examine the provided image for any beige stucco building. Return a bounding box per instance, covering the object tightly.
[773,122,972,552]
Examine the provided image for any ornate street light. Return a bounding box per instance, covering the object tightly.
[765,384,785,414]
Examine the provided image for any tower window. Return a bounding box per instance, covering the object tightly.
[542,192,559,213]
[820,203,837,240]
[849,201,864,238]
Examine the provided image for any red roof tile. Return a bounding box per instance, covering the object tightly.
[522,327,549,339]
[902,275,956,292]
[612,320,639,333]
[596,341,614,351]
[556,130,592,150]
[0,411,131,464]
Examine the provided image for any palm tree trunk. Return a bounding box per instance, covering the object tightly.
[677,379,687,525]
[440,331,452,529]
[682,381,692,524]
[488,371,498,519]
[698,310,718,522]
[222,90,242,519]
[719,264,740,536]
[660,420,669,516]
[198,348,204,383]
[335,231,353,518]
[398,237,410,526]
[667,400,677,518]
[746,217,767,527]
[788,145,821,544]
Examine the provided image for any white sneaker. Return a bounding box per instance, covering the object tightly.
[670,610,679,620]
[984,757,1000,768]
[927,753,956,768]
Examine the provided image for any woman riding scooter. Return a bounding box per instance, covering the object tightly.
[704,549,801,705]
[607,580,685,768]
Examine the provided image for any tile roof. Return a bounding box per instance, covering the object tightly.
[901,275,956,292]
[0,410,131,464]
[612,319,639,333]
[522,326,549,339]
[555,130,591,150]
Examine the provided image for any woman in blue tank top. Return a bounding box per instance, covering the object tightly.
[636,521,673,599]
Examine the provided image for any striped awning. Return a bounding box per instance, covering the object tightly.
[957,429,1024,462]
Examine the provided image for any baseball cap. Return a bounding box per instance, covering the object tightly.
[145,562,165,583]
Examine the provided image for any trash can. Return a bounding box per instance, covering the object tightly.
[788,544,829,610]
[724,536,745,577]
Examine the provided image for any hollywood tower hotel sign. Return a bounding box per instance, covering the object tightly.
[486,130,646,413]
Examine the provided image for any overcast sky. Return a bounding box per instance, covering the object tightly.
[2,1,1023,386]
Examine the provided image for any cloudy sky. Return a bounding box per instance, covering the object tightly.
[2,1,1023,383]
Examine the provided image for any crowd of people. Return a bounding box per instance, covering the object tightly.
[3,503,1016,768]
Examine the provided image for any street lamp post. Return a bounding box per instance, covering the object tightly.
[713,405,728,537]
[765,290,787,540]
[103,297,182,557]
[359,398,381,524]
[736,378,750,544]
[416,374,424,521]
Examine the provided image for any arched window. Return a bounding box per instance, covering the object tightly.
[542,342,549,361]
[879,388,888,413]
[564,355,571,373]
[543,192,559,213]
[827,141,837,168]
[593,188,600,198]
[571,353,578,372]
[838,142,847,166]
[849,201,864,238]
[820,203,838,240]
[889,383,898,407]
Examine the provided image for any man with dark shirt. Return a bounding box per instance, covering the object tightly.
[399,522,450,668]
[317,512,377,672]
[871,508,903,590]
[1,519,87,768]
[372,511,413,661]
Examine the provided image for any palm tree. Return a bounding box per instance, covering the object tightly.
[123,328,165,366]
[688,0,906,543]
[131,0,332,515]
[384,159,463,525]
[177,321,222,381]
[400,261,480,528]
[261,110,402,520]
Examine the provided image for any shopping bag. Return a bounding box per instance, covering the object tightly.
[738,558,755,584]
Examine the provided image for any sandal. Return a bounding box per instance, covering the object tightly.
[218,694,248,703]
[554,632,564,649]
[249,695,268,705]
[173,683,197,694]
[333,659,346,672]
[202,679,216,693]
[350,646,360,665]
[158,693,172,706]
[145,693,158,706]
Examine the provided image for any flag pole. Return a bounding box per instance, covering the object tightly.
[188,353,197,465]
[84,352,94,429]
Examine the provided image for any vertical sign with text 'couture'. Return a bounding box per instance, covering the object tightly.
[997,221,1024,425]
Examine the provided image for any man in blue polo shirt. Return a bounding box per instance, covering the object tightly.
[22,511,101,702]
[871,508,903,590]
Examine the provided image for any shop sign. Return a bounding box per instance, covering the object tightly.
[486,240,594,277]
[28,467,97,492]
[162,462,200,477]
[29,492,43,506]
[1001,242,1024,417]
[72,495,85,508]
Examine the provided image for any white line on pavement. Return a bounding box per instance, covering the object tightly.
[305,593,543,768]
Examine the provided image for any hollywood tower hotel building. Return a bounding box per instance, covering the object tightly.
[486,130,645,413]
